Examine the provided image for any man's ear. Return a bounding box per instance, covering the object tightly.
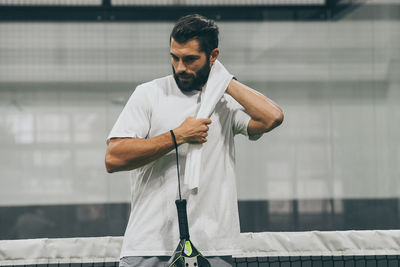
[209,48,219,66]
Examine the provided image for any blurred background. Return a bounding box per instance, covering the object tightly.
[0,0,399,240]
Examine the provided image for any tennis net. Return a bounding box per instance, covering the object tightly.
[1,231,400,266]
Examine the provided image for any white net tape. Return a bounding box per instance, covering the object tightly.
[1,231,400,266]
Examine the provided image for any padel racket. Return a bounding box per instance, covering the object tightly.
[167,130,211,267]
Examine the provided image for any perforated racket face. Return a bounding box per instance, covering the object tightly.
[168,255,209,267]
[183,257,198,267]
[167,239,211,267]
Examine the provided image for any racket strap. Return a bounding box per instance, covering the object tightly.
[170,130,182,201]
[170,130,190,239]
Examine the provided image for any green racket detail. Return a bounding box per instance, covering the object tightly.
[185,241,193,256]
[168,238,210,267]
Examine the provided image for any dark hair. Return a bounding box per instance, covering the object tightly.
[170,14,219,56]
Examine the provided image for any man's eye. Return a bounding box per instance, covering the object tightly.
[184,57,197,63]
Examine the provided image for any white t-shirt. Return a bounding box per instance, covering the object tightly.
[107,75,252,258]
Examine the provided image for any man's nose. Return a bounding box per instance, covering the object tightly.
[176,59,186,73]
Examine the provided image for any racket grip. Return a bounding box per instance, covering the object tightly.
[175,199,190,239]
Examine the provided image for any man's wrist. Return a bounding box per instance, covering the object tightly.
[170,129,185,145]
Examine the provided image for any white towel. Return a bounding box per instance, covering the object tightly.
[184,60,234,190]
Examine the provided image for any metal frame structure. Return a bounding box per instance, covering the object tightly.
[0,0,373,21]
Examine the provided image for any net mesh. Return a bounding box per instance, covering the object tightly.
[1,231,400,267]
[0,257,400,267]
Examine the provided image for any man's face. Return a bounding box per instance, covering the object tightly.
[170,38,211,92]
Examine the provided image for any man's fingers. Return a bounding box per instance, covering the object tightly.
[198,118,212,125]
[178,117,212,144]
[201,125,209,131]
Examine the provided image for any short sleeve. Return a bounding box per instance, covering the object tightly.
[226,94,263,141]
[232,108,250,136]
[107,84,152,143]
[224,94,249,136]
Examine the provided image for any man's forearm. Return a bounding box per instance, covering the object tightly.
[105,132,176,173]
[105,117,212,173]
[226,79,284,134]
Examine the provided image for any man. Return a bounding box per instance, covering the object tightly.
[105,14,283,267]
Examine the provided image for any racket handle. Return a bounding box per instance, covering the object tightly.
[175,199,190,239]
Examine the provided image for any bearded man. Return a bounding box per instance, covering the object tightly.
[105,14,284,267]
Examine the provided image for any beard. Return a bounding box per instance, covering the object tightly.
[173,59,211,92]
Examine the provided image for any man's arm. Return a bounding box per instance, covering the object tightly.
[105,117,211,173]
[226,79,284,137]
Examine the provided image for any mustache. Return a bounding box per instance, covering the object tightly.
[176,72,195,79]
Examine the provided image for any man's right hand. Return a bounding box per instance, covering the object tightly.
[106,116,212,173]
[173,116,212,145]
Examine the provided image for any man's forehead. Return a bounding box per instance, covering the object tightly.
[170,38,203,56]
